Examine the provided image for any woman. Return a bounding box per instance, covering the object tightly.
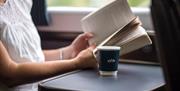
[0,0,97,91]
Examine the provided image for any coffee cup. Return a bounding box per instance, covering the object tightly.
[95,46,120,76]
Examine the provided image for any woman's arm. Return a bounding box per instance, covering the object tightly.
[43,46,74,61]
[0,41,96,87]
[0,41,76,86]
[43,32,93,61]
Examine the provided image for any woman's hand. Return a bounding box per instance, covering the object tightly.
[70,32,93,58]
[73,45,97,69]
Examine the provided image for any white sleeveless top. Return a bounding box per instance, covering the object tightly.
[0,0,45,91]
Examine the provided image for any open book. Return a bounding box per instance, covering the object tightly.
[81,0,152,55]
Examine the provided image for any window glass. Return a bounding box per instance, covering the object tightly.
[47,0,150,7]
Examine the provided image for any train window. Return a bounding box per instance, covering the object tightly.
[38,0,152,32]
[47,0,150,8]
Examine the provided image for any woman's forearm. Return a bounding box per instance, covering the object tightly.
[2,59,77,87]
[43,46,75,61]
[43,49,61,61]
[10,59,77,87]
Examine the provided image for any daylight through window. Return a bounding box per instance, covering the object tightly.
[47,0,150,8]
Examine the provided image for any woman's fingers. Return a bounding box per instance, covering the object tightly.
[88,45,96,51]
[79,32,94,40]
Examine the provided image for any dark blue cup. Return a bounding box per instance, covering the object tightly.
[96,46,120,76]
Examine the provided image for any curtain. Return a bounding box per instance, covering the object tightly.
[31,0,50,26]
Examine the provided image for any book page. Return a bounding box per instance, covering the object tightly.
[101,17,141,46]
[81,0,135,45]
[93,17,152,55]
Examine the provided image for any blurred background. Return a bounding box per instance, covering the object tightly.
[47,0,150,7]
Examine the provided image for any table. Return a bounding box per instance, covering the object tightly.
[38,61,165,91]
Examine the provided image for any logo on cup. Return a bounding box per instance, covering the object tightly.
[107,59,116,63]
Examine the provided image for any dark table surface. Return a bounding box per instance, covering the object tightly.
[38,61,165,91]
